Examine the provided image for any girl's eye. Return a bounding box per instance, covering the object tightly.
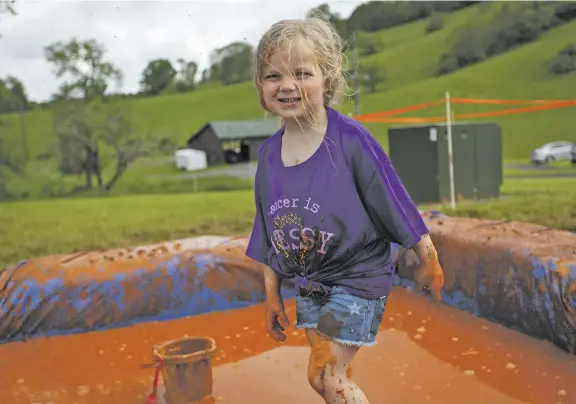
[265,74,280,80]
[296,71,311,78]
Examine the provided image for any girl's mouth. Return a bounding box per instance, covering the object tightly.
[277,97,302,107]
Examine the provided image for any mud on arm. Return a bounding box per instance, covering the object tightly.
[263,264,284,302]
[410,233,439,266]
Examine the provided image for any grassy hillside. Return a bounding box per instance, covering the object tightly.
[0,84,263,160]
[1,3,576,176]
[356,17,576,156]
[357,5,481,92]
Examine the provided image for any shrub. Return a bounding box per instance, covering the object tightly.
[559,44,576,56]
[436,2,576,75]
[361,66,386,94]
[553,2,576,22]
[355,33,383,56]
[425,12,445,33]
[347,1,476,33]
[547,44,576,75]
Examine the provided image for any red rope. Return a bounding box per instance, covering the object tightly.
[146,357,164,404]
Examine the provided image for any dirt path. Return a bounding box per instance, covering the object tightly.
[1,288,574,404]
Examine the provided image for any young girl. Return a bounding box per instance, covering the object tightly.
[245,14,445,404]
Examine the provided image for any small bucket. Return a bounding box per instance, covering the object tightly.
[153,336,217,404]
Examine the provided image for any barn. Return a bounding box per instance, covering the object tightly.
[186,118,281,165]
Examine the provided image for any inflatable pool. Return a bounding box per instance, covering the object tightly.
[1,213,575,355]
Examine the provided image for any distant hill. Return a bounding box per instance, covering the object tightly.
[1,2,576,162]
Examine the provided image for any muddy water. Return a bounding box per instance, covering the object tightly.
[0,288,574,404]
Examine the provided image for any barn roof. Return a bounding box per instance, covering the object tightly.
[193,119,281,141]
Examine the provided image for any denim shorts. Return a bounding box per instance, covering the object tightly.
[294,286,388,347]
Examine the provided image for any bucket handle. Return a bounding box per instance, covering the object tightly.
[152,357,164,395]
[144,356,164,403]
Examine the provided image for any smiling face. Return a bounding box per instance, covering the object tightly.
[254,18,346,124]
[259,41,326,122]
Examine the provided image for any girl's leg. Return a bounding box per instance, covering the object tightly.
[305,328,369,404]
[302,286,388,403]
[304,329,324,393]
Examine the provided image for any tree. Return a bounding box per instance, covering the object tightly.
[174,58,197,92]
[307,3,349,39]
[0,1,15,15]
[139,59,177,96]
[547,44,576,75]
[0,0,16,38]
[145,58,198,95]
[0,75,30,161]
[52,101,146,192]
[5,76,28,107]
[200,69,210,84]
[355,33,382,56]
[208,42,253,85]
[425,12,445,33]
[45,38,123,101]
[46,38,124,191]
[346,1,475,33]
[0,78,17,113]
[435,2,570,75]
[52,101,102,188]
[99,108,146,191]
[0,76,29,113]
[361,66,385,94]
[0,136,25,200]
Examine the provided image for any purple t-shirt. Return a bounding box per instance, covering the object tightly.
[245,106,428,300]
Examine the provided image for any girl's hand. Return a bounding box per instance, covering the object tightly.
[414,260,444,302]
[265,298,290,342]
[408,234,445,302]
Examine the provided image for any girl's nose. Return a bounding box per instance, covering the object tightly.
[279,76,297,91]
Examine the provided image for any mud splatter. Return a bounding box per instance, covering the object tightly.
[1,289,576,403]
[317,312,345,340]
[398,216,576,354]
[0,238,272,343]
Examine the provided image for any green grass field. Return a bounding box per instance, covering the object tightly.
[0,190,255,268]
[1,176,574,268]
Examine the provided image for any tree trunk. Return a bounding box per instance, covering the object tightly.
[92,148,103,189]
[84,146,93,189]
[104,163,126,191]
[0,179,6,201]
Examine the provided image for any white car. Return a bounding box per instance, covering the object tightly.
[530,141,575,164]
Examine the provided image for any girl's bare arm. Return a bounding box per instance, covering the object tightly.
[263,264,283,302]
[411,233,439,265]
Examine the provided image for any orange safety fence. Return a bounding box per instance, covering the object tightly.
[352,100,445,120]
[354,97,576,124]
[450,97,576,105]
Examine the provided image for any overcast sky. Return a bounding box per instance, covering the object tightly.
[0,0,362,102]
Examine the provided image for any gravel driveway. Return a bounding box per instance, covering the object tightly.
[148,162,258,180]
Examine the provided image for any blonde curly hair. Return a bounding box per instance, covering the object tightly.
[252,12,348,112]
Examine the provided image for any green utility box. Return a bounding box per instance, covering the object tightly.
[388,122,503,205]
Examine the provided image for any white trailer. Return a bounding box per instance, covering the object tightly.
[174,148,208,171]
